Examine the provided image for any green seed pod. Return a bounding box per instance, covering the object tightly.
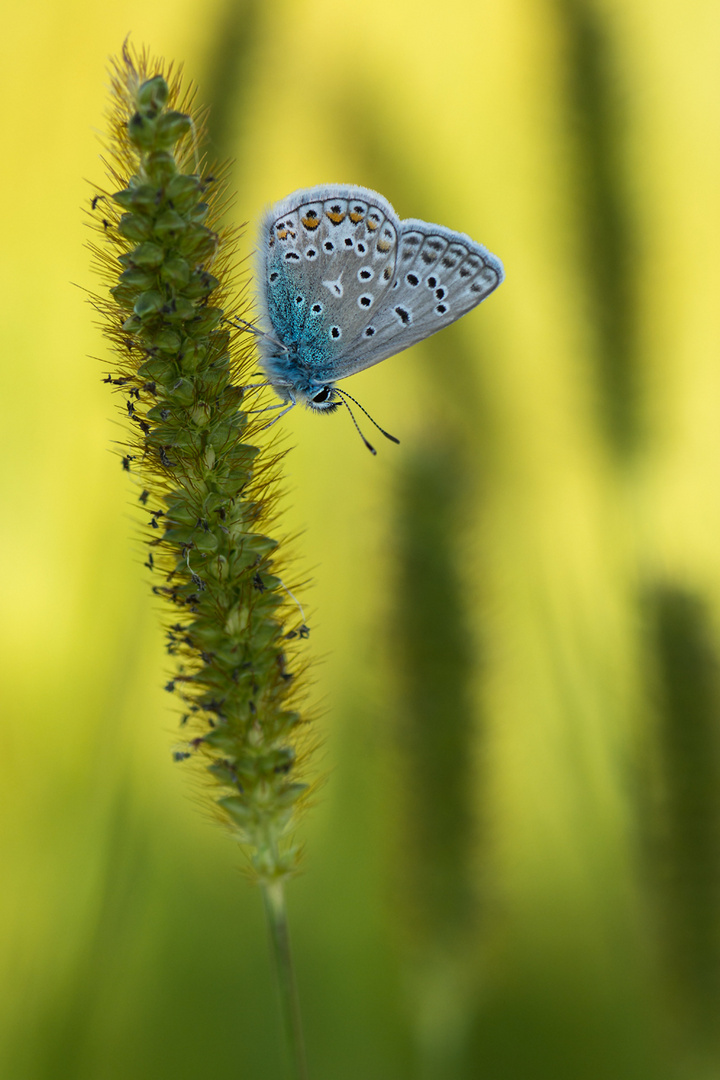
[127,240,165,267]
[133,290,165,318]
[127,110,158,147]
[155,109,193,145]
[160,255,190,288]
[118,212,152,241]
[136,74,169,113]
[144,150,178,185]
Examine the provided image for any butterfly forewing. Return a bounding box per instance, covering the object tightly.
[327,221,503,379]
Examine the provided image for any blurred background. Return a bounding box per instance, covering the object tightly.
[2,0,720,1076]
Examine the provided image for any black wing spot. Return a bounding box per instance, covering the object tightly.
[344,237,354,247]
[285,251,300,261]
[357,242,366,254]
[311,302,323,313]
[324,241,335,252]
[406,273,419,286]
[330,326,341,339]
[436,303,448,315]
[364,326,376,337]
[359,295,373,307]
[295,295,304,305]
[305,248,317,259]
[427,276,437,288]
[435,287,445,299]
[358,268,373,281]
[394,306,411,325]
[269,271,279,282]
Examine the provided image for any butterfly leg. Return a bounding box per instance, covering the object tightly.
[224,316,288,353]
[239,381,272,395]
[260,399,296,430]
[245,401,290,414]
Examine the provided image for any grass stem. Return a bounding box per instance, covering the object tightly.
[262,880,309,1080]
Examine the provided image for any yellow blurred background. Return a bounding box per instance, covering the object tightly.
[2,0,720,1077]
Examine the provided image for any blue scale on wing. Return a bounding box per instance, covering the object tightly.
[266,195,399,382]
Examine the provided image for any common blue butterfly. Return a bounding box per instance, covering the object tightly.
[253,184,504,428]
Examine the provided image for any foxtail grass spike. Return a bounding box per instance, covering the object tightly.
[88,44,313,889]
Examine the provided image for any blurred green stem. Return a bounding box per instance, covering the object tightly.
[262,881,308,1080]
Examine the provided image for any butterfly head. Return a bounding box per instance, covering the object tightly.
[256,347,341,413]
[304,384,340,413]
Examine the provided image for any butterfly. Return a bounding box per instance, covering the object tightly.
[250,184,504,442]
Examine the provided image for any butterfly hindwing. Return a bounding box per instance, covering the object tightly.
[259,186,399,379]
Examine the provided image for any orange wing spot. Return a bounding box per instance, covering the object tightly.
[301,215,320,230]
[377,238,392,253]
[277,228,289,240]
[366,218,380,231]
[326,211,346,224]
[349,212,364,224]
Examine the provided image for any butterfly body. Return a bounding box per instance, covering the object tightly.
[256,184,504,412]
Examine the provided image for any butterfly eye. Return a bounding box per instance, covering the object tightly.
[313,387,332,403]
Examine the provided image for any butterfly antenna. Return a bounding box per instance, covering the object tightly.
[334,387,400,445]
[340,399,377,455]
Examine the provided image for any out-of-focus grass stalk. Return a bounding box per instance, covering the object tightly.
[556,0,638,456]
[88,45,311,1078]
[391,439,482,1080]
[337,122,491,1075]
[643,586,720,1071]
